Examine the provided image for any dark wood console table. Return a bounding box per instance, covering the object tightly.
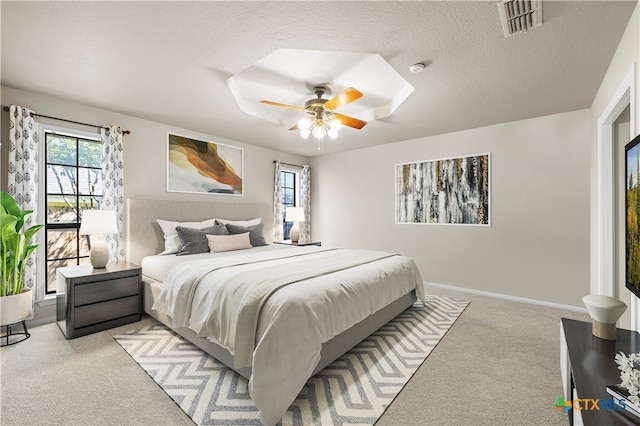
[561,318,640,425]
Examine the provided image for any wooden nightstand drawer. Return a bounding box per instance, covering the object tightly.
[74,295,139,328]
[75,276,139,306]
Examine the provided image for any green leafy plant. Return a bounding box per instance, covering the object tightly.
[1,192,43,297]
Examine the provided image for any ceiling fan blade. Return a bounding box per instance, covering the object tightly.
[324,87,363,111]
[289,124,300,131]
[334,113,367,130]
[259,100,305,111]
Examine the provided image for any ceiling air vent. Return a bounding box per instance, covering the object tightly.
[498,0,542,38]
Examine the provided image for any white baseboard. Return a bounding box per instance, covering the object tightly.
[425,281,588,314]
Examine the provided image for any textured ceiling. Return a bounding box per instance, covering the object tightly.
[1,1,637,157]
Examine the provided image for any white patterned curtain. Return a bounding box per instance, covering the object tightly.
[100,126,125,261]
[272,161,284,242]
[299,165,311,243]
[7,105,40,294]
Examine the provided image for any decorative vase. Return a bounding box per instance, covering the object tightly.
[0,288,33,326]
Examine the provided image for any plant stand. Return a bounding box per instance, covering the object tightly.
[1,320,30,347]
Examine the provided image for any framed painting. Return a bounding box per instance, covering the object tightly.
[167,133,243,195]
[395,153,490,225]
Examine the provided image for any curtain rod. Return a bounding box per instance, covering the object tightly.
[2,106,131,135]
[273,160,306,168]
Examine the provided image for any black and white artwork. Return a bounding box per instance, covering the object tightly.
[395,154,490,225]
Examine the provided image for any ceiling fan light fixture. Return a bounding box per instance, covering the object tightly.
[329,118,342,130]
[259,84,369,148]
[312,126,327,139]
[298,118,312,130]
[300,128,311,139]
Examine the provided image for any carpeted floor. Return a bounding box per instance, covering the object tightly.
[1,284,589,425]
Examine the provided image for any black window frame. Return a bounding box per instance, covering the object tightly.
[44,131,102,295]
[281,170,297,240]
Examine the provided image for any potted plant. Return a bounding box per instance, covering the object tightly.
[1,191,43,326]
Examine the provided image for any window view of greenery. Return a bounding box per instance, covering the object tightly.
[45,132,102,294]
[281,171,295,240]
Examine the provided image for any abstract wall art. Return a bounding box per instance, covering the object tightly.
[396,154,490,225]
[167,133,243,195]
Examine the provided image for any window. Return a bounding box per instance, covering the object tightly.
[280,169,298,240]
[44,131,102,294]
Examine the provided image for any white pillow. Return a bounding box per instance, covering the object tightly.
[215,217,261,227]
[206,232,252,253]
[156,218,218,255]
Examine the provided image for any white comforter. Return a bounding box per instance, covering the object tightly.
[151,246,424,425]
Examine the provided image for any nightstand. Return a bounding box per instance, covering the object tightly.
[274,240,322,247]
[56,261,142,339]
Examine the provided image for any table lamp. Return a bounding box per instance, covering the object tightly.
[285,207,305,243]
[79,209,118,268]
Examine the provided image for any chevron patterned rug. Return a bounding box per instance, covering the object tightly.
[114,294,467,425]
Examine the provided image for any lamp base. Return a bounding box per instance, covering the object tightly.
[290,223,300,243]
[89,241,110,268]
[592,320,617,341]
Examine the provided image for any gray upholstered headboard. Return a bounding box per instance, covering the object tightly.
[126,198,273,265]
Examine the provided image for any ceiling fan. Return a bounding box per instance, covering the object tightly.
[260,85,367,140]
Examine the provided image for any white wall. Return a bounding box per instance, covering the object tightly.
[590,2,639,331]
[311,110,591,308]
[1,85,308,324]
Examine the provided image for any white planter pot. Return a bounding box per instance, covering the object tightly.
[0,288,33,326]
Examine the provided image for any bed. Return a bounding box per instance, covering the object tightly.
[126,198,425,425]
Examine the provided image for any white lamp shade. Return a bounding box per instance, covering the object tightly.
[285,207,305,223]
[79,209,118,235]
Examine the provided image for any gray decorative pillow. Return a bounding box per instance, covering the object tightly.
[225,223,267,247]
[176,224,228,255]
